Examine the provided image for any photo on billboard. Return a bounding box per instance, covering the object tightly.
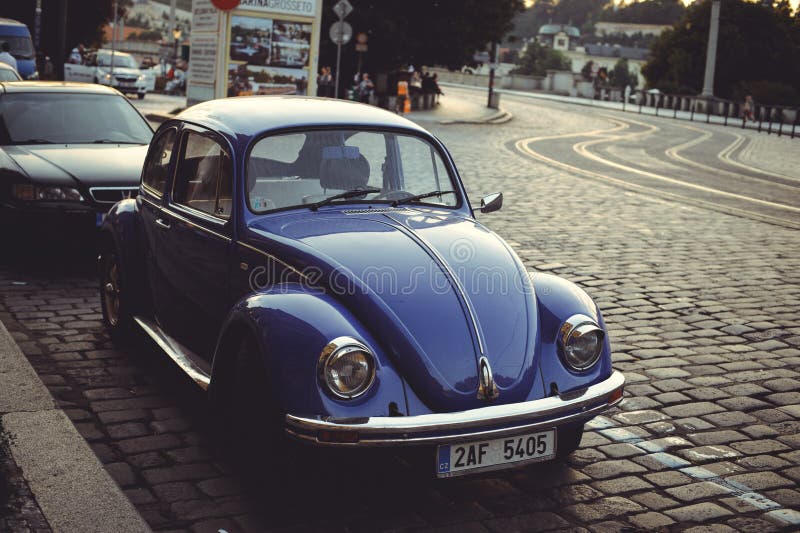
[270,21,311,68]
[230,15,273,65]
[228,63,308,97]
[228,14,312,96]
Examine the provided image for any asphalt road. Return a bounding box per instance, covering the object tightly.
[0,88,798,532]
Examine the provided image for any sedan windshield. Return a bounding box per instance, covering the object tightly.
[0,92,153,145]
[247,130,457,213]
[0,35,34,59]
[97,53,138,69]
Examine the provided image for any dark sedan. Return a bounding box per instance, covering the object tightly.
[0,81,152,227]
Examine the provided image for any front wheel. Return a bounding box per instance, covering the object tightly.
[137,92,145,100]
[99,249,134,342]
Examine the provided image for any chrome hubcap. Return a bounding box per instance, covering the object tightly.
[103,257,121,326]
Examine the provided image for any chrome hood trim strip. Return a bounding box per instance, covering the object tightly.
[383,213,487,356]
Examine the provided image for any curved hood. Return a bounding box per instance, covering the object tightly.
[1,144,148,189]
[248,209,541,412]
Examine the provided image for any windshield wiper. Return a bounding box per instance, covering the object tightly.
[90,139,142,144]
[309,186,381,211]
[392,190,456,207]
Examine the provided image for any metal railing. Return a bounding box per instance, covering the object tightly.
[624,91,800,139]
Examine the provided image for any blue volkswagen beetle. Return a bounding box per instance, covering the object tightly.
[100,96,624,477]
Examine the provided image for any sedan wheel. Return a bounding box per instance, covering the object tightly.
[100,250,133,341]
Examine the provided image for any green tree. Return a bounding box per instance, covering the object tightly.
[643,0,800,103]
[609,58,638,89]
[600,0,686,25]
[511,40,571,76]
[320,0,524,74]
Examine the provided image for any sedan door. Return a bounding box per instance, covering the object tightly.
[151,126,234,359]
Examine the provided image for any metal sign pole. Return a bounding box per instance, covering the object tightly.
[334,14,343,99]
[111,0,117,78]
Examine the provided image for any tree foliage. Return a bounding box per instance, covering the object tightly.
[643,0,800,104]
[320,0,524,75]
[600,0,686,25]
[609,57,638,89]
[511,41,571,76]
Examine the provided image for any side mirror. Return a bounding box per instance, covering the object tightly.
[479,192,503,213]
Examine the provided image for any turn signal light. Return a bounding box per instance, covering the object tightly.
[608,387,624,404]
[318,430,360,443]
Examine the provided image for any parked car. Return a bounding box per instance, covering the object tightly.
[0,81,153,227]
[0,18,37,80]
[100,96,624,478]
[64,49,148,99]
[0,62,21,81]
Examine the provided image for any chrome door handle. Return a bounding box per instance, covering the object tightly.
[154,218,171,230]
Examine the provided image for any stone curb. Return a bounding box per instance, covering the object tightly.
[0,320,151,533]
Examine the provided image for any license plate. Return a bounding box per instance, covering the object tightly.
[436,429,556,477]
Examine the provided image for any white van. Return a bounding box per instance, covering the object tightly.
[64,50,148,99]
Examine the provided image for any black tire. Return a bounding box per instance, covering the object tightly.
[137,92,145,100]
[226,337,295,479]
[556,423,584,459]
[99,249,134,343]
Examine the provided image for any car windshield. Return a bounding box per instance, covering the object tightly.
[0,92,153,145]
[0,35,34,59]
[97,53,138,69]
[247,129,458,213]
[0,68,20,82]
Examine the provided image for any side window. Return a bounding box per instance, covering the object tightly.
[142,128,176,196]
[396,135,455,205]
[172,131,232,219]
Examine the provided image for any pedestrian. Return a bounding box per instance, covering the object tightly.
[317,66,332,97]
[743,95,755,123]
[357,73,374,104]
[0,42,18,72]
[69,43,85,65]
[432,73,443,104]
[396,78,409,114]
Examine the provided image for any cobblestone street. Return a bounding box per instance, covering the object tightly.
[1,88,799,531]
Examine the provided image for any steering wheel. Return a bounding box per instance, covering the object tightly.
[374,190,413,201]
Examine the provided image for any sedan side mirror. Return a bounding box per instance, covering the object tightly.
[479,192,503,213]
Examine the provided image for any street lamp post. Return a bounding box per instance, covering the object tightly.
[173,27,182,62]
[700,0,721,98]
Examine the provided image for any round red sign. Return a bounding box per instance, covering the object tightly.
[211,0,240,10]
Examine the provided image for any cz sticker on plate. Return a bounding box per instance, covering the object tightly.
[436,429,556,477]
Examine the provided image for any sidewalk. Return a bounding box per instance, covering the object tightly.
[0,319,151,532]
[135,92,512,126]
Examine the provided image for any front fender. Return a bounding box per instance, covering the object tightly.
[100,198,148,312]
[209,285,409,419]
[533,273,613,395]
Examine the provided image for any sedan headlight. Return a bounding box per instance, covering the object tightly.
[557,314,604,371]
[137,74,145,82]
[318,337,376,399]
[12,184,84,202]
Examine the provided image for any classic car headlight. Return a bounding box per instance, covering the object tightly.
[137,74,145,82]
[27,70,39,80]
[318,337,376,399]
[557,314,604,371]
[12,184,83,202]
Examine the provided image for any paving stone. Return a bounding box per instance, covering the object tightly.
[686,430,748,446]
[628,512,675,529]
[483,512,569,533]
[678,446,741,463]
[644,470,692,488]
[663,402,725,418]
[729,439,790,455]
[116,434,182,455]
[142,464,221,485]
[564,497,645,523]
[725,517,780,533]
[592,475,653,495]
[725,471,794,491]
[664,503,733,523]
[666,481,732,502]
[582,460,648,480]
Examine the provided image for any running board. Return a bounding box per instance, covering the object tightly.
[133,317,211,390]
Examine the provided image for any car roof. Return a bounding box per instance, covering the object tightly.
[175,96,429,139]
[0,18,27,27]
[0,81,122,95]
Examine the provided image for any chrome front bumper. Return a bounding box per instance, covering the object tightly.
[286,370,625,446]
